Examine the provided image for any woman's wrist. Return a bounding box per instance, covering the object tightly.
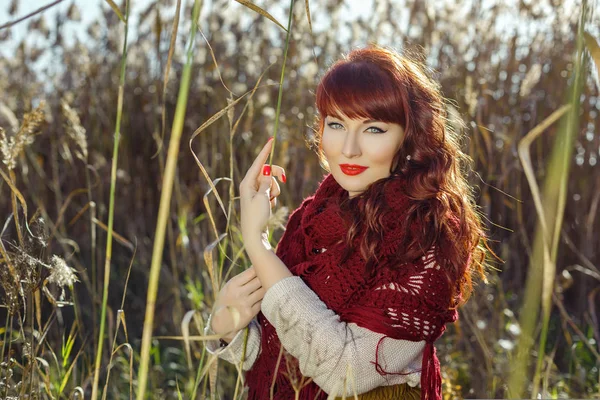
[243,243,293,290]
[243,231,272,254]
[210,308,237,340]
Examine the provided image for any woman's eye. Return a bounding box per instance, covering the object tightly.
[366,126,386,134]
[327,122,343,129]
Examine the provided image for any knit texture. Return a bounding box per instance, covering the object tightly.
[205,276,424,392]
[245,173,461,400]
[261,276,424,394]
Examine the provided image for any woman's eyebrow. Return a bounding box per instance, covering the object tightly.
[326,117,384,124]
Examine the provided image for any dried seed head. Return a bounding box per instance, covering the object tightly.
[268,206,289,231]
[0,127,13,168]
[19,101,46,138]
[87,21,102,41]
[9,0,18,15]
[29,16,50,37]
[0,29,11,41]
[520,63,542,98]
[67,3,81,21]
[464,76,478,117]
[47,255,78,288]
[61,100,88,160]
[21,342,32,360]
[0,102,46,170]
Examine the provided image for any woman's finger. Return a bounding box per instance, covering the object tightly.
[268,164,286,184]
[242,276,262,295]
[249,287,266,304]
[243,139,274,185]
[268,181,279,208]
[269,176,281,199]
[233,266,256,286]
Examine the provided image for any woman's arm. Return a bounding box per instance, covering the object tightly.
[261,276,425,396]
[245,234,293,290]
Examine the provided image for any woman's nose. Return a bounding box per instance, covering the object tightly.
[341,132,361,158]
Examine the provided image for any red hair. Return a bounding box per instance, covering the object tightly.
[312,45,490,306]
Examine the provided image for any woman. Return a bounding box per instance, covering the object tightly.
[205,45,488,400]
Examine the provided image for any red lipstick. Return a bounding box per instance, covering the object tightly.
[339,164,368,176]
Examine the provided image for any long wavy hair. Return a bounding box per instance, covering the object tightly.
[312,45,491,306]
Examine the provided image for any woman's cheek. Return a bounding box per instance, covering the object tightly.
[321,131,337,157]
[369,141,398,166]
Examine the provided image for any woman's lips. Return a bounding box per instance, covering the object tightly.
[339,164,368,175]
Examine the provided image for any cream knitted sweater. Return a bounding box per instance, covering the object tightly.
[205,276,424,396]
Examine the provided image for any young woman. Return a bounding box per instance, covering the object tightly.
[205,45,488,400]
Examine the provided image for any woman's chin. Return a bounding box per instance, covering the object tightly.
[333,177,367,197]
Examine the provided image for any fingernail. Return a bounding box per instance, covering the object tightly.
[263,165,271,176]
[282,173,287,183]
[268,137,274,142]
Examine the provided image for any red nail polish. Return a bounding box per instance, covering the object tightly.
[282,173,287,183]
[263,165,271,176]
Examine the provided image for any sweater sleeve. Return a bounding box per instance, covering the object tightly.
[261,276,424,396]
[203,314,262,371]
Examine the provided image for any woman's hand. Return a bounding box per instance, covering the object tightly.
[210,266,265,342]
[239,138,286,244]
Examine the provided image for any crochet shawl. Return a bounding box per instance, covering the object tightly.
[245,173,460,400]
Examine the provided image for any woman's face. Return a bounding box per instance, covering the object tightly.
[321,111,405,198]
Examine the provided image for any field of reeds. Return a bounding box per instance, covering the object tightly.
[0,0,599,398]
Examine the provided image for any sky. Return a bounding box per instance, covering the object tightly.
[0,0,595,70]
[0,0,377,56]
[1,0,590,52]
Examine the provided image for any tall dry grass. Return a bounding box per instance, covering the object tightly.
[0,0,599,398]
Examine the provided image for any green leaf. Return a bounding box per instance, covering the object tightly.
[234,0,287,31]
[583,31,600,89]
[268,0,295,167]
[104,0,125,23]
[304,0,312,33]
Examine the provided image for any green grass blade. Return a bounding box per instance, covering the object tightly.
[91,1,130,398]
[531,7,587,393]
[304,0,312,32]
[58,344,84,395]
[104,0,125,23]
[583,31,600,88]
[234,0,287,31]
[136,1,203,399]
[153,0,182,158]
[267,0,295,167]
[507,2,587,397]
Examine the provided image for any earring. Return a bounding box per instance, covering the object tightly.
[406,155,411,161]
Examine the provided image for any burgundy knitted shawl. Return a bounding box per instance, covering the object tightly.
[245,173,460,400]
